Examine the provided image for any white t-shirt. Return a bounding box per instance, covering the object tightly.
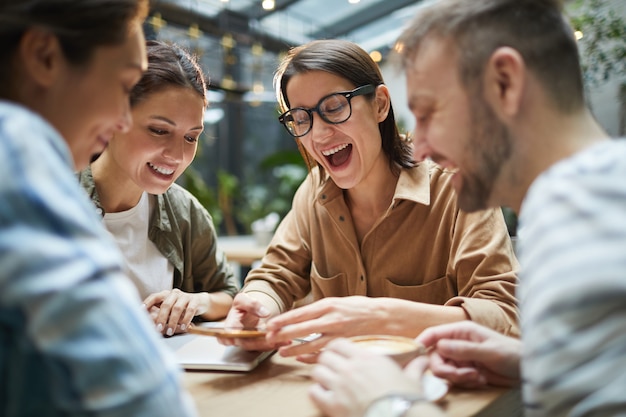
[103,192,174,301]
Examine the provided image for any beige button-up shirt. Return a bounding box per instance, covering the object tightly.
[244,162,519,336]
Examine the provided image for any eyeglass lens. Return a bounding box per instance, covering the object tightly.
[279,84,374,137]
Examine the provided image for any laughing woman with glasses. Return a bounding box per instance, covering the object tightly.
[220,39,520,360]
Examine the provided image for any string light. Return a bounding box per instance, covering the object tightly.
[252,81,265,94]
[369,50,382,63]
[221,33,236,49]
[148,12,166,32]
[251,43,264,56]
[188,23,202,40]
[221,74,237,90]
[574,30,584,40]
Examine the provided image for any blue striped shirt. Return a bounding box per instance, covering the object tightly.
[518,139,626,417]
[0,101,197,417]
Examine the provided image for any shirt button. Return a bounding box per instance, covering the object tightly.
[321,194,327,200]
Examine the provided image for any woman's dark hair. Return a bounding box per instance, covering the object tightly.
[274,39,414,176]
[131,40,208,108]
[0,0,149,91]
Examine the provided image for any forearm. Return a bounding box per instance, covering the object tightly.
[375,298,468,337]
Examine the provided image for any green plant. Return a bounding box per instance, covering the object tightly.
[217,169,240,236]
[180,167,222,227]
[182,148,307,236]
[237,150,307,233]
[568,0,626,89]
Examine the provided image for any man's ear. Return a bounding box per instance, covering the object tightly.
[18,28,64,89]
[483,47,526,119]
[374,84,391,123]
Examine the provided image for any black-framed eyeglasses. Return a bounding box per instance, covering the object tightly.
[278,84,376,138]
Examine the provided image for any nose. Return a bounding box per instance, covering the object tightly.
[116,100,133,133]
[309,112,334,142]
[411,130,433,162]
[163,137,184,163]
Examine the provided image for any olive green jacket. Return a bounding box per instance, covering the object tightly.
[79,166,239,297]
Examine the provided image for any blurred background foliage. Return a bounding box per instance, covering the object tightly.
[568,0,625,89]
[180,149,307,236]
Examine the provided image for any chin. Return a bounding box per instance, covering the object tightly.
[457,185,491,212]
[330,175,358,190]
[73,155,91,171]
[145,182,173,195]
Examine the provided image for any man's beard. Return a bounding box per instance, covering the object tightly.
[457,97,512,212]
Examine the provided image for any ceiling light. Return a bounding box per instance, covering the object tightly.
[349,0,360,3]
[262,0,275,10]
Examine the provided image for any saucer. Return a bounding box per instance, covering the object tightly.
[423,372,449,402]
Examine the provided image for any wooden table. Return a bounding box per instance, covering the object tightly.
[182,353,522,417]
[218,234,269,268]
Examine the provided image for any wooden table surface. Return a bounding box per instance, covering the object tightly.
[182,353,522,417]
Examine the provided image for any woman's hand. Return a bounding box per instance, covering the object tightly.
[144,288,209,336]
[265,296,387,362]
[217,292,287,351]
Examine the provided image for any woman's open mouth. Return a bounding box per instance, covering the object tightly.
[322,143,352,167]
[148,162,175,177]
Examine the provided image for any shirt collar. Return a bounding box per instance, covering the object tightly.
[316,162,432,207]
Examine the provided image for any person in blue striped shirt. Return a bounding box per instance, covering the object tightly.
[0,1,197,416]
[310,1,626,417]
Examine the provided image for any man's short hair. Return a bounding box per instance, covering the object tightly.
[396,0,585,113]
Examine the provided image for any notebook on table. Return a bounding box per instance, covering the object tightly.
[162,323,275,372]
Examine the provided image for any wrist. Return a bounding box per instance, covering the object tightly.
[364,392,426,417]
[197,292,211,316]
[242,290,282,316]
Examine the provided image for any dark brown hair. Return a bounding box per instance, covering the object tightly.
[0,0,149,95]
[274,39,414,175]
[131,40,208,108]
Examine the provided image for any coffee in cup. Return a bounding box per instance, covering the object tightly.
[347,335,426,367]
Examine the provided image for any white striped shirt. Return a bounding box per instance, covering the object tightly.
[517,139,626,417]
